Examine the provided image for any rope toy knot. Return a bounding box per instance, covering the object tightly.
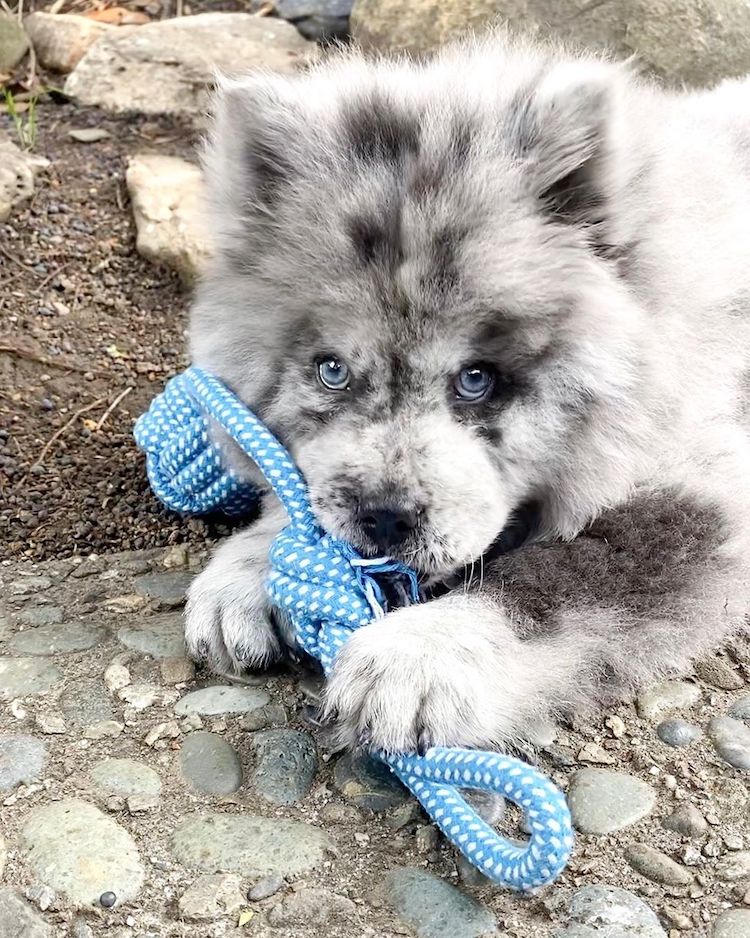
[135,367,574,892]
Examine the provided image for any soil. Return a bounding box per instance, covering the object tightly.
[0,98,239,562]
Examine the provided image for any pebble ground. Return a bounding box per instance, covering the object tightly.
[0,545,749,937]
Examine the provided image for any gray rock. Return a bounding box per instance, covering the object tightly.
[251,729,317,805]
[172,813,332,877]
[248,873,284,901]
[708,716,750,769]
[0,137,49,224]
[567,769,656,834]
[385,867,496,938]
[714,851,750,881]
[160,656,195,685]
[118,614,186,658]
[21,799,144,906]
[276,0,352,42]
[174,685,270,716]
[0,887,52,938]
[556,885,667,938]
[17,605,64,627]
[695,657,745,690]
[133,572,193,608]
[239,702,289,731]
[90,758,162,798]
[656,718,701,748]
[68,128,111,144]
[64,14,313,119]
[9,621,106,656]
[61,680,114,726]
[334,751,408,812]
[267,887,357,928]
[177,874,245,921]
[624,844,693,886]
[0,833,5,879]
[23,12,112,74]
[713,909,750,938]
[351,0,750,88]
[730,696,750,720]
[662,804,708,839]
[636,681,702,721]
[9,576,53,595]
[0,657,61,699]
[0,13,29,71]
[180,732,242,795]
[0,735,47,790]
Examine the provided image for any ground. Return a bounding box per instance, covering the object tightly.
[1,7,750,938]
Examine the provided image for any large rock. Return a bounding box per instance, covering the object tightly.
[0,136,49,223]
[24,13,112,73]
[64,13,314,119]
[126,154,211,286]
[351,0,750,88]
[0,12,29,71]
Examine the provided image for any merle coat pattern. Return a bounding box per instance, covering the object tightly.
[185,33,750,753]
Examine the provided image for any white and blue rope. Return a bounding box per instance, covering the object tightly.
[134,367,574,891]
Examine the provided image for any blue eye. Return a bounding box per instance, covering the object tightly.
[454,365,495,402]
[317,357,351,391]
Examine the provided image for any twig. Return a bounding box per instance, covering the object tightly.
[35,260,72,294]
[95,386,132,431]
[0,242,41,275]
[32,396,107,466]
[0,343,106,377]
[48,0,66,13]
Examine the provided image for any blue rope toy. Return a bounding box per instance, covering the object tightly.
[135,367,573,891]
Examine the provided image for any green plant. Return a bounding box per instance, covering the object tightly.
[3,89,38,151]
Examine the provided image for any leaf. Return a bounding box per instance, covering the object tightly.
[237,910,255,927]
[84,7,150,24]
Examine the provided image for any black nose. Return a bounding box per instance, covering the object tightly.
[359,507,418,552]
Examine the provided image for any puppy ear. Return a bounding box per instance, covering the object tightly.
[201,73,302,242]
[511,59,625,229]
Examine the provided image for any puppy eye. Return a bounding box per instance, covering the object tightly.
[453,364,495,402]
[316,356,351,391]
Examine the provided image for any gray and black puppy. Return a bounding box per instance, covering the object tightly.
[186,32,750,753]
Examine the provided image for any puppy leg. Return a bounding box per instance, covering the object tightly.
[185,496,292,674]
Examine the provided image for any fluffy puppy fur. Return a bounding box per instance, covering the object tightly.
[186,32,750,753]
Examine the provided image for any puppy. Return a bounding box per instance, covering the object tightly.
[186,32,750,754]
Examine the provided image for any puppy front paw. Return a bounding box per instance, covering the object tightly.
[185,556,283,676]
[322,599,522,754]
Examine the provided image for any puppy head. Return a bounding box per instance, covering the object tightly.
[191,36,650,577]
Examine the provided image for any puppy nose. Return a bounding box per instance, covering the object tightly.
[359,507,418,552]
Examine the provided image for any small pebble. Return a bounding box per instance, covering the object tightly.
[624,844,693,886]
[100,891,117,908]
[695,657,745,690]
[656,719,701,748]
[708,716,750,769]
[730,696,750,719]
[248,873,284,902]
[715,852,750,882]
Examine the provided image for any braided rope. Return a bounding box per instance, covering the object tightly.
[135,367,573,890]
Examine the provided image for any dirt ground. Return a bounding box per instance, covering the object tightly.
[0,97,241,562]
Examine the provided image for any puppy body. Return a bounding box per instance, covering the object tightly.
[186,34,750,751]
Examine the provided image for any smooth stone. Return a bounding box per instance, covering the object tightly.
[556,885,667,938]
[17,606,64,627]
[61,680,114,726]
[68,127,111,143]
[248,873,284,902]
[0,657,62,699]
[267,887,357,928]
[636,681,701,721]
[708,716,750,770]
[117,614,186,658]
[172,813,332,877]
[23,13,111,74]
[656,718,702,748]
[730,696,750,720]
[0,13,29,71]
[385,867,496,938]
[334,751,408,811]
[713,909,750,938]
[695,657,745,690]
[180,732,242,795]
[0,887,52,937]
[90,758,162,797]
[662,804,708,839]
[0,735,47,790]
[21,799,144,906]
[624,844,693,885]
[567,768,656,834]
[174,685,269,716]
[133,572,193,608]
[9,622,105,656]
[177,873,245,921]
[240,702,289,731]
[251,729,317,805]
[715,851,750,881]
